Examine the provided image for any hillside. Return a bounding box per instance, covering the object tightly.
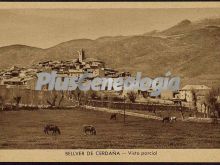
[0,45,44,68]
[1,18,220,87]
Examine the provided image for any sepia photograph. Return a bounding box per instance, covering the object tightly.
[0,3,220,154]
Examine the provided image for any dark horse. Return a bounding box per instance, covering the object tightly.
[162,117,170,123]
[110,113,117,120]
[162,116,177,123]
[44,124,61,135]
[83,125,96,135]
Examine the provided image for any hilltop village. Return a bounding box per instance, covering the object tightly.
[0,49,130,90]
[0,49,219,117]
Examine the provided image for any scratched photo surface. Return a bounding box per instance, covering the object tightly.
[0,8,220,149]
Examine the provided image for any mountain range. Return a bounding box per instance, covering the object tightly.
[1,18,220,87]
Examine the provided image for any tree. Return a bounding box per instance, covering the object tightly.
[205,88,220,117]
[47,93,58,108]
[13,96,21,110]
[89,91,99,100]
[201,102,208,118]
[177,101,185,120]
[189,89,200,117]
[0,96,5,110]
[127,91,137,103]
[69,88,85,107]
[47,91,65,108]
[191,89,197,111]
[58,91,64,107]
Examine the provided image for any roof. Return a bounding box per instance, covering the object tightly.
[181,85,211,90]
[3,77,24,82]
[104,68,117,72]
[84,58,103,63]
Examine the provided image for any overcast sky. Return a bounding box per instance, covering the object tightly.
[1,8,220,48]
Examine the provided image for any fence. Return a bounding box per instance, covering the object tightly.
[86,100,191,112]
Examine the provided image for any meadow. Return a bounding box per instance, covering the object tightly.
[0,109,220,149]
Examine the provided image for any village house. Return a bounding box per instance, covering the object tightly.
[176,84,212,114]
[84,58,105,68]
[38,60,53,68]
[1,77,25,86]
[160,90,177,100]
[117,72,131,77]
[2,71,13,79]
[179,85,211,102]
[104,68,118,78]
[1,76,37,90]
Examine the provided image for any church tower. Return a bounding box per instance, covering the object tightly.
[78,49,85,63]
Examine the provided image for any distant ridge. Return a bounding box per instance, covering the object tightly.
[1,17,220,87]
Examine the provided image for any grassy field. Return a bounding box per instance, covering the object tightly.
[0,109,220,149]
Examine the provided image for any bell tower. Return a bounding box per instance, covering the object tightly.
[78,49,85,63]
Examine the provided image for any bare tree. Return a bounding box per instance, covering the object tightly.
[13,96,21,110]
[179,104,185,120]
[87,90,99,100]
[191,89,197,111]
[47,91,65,108]
[58,91,64,107]
[127,91,137,103]
[205,88,220,117]
[202,102,208,118]
[0,96,4,110]
[69,88,85,107]
[47,93,58,108]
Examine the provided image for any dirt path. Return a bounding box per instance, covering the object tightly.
[84,106,219,123]
[85,105,162,120]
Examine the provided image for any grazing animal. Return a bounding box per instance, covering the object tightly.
[44,124,61,135]
[83,125,96,135]
[110,113,117,120]
[162,117,170,123]
[170,116,177,122]
[162,116,177,123]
